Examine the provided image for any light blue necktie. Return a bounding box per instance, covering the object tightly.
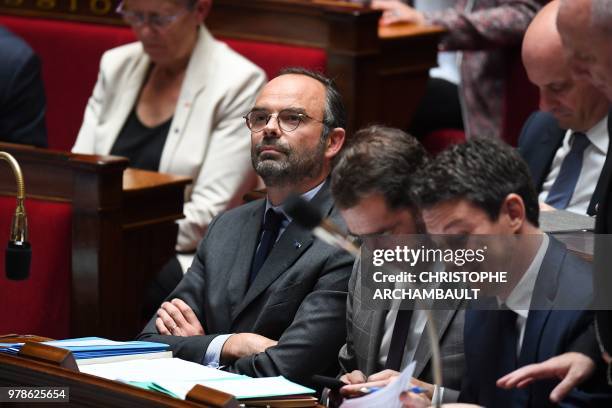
[545,133,591,209]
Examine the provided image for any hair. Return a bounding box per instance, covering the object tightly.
[592,0,612,34]
[278,67,347,138]
[331,125,428,210]
[410,138,540,227]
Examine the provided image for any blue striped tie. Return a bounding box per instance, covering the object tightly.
[545,133,590,209]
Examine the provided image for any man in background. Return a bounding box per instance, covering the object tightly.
[410,138,611,407]
[520,0,610,216]
[139,68,353,386]
[0,26,47,147]
[331,125,464,405]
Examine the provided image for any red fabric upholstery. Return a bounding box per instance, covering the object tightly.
[0,197,72,338]
[0,16,327,151]
[221,37,327,79]
[421,129,466,156]
[0,15,136,151]
[501,50,539,146]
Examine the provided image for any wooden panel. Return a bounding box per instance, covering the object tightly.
[0,143,191,339]
[0,353,206,407]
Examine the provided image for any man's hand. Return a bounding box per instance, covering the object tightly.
[339,370,367,385]
[371,0,426,26]
[221,333,278,361]
[340,369,400,397]
[497,352,595,403]
[539,201,557,212]
[155,298,205,337]
[399,390,431,408]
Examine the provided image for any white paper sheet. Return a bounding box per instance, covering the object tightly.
[339,361,416,408]
[157,376,315,400]
[79,357,241,383]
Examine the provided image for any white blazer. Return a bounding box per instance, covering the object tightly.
[73,26,266,253]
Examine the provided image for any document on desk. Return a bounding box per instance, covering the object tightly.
[156,376,316,400]
[339,361,416,408]
[79,357,241,383]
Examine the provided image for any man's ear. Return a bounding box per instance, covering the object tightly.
[501,193,526,233]
[196,0,212,22]
[324,128,346,160]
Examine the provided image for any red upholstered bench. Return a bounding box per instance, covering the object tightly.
[421,50,539,155]
[0,197,72,339]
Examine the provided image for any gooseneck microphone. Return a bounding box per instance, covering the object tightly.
[0,152,30,280]
[284,195,443,407]
[283,194,360,257]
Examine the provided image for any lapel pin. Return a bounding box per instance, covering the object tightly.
[294,241,302,249]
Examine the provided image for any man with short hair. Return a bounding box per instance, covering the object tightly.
[138,68,353,385]
[330,125,465,405]
[520,0,611,215]
[409,138,612,407]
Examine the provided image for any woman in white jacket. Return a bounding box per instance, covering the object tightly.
[73,0,266,310]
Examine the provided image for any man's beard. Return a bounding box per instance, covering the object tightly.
[251,136,327,187]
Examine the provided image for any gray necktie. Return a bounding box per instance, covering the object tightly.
[545,133,591,209]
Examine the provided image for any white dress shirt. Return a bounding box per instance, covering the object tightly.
[504,234,549,356]
[540,116,609,214]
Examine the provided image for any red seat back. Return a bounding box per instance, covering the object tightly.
[221,37,327,79]
[0,197,72,338]
[0,15,136,151]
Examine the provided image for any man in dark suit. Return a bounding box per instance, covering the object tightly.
[490,0,612,401]
[329,125,464,405]
[519,0,610,216]
[408,138,612,407]
[138,68,353,385]
[0,26,47,147]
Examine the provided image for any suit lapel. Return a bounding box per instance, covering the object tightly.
[590,110,612,216]
[413,303,461,376]
[365,310,387,374]
[99,53,149,154]
[534,124,565,190]
[231,181,334,321]
[226,202,265,314]
[159,26,213,172]
[519,236,560,365]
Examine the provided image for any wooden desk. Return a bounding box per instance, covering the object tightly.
[0,143,191,340]
[0,352,205,407]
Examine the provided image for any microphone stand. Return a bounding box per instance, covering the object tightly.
[1,151,30,280]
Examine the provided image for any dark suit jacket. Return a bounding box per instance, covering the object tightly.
[518,111,612,216]
[459,236,612,407]
[338,259,465,403]
[139,182,353,385]
[0,26,47,147]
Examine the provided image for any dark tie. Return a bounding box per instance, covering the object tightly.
[385,308,414,370]
[545,133,591,209]
[249,208,285,285]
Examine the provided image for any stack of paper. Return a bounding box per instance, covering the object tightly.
[80,357,317,406]
[0,337,168,360]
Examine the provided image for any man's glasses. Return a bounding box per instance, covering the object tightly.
[244,109,325,133]
[116,1,193,30]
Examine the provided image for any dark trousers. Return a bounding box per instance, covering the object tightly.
[142,256,184,321]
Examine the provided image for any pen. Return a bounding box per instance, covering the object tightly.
[358,385,425,394]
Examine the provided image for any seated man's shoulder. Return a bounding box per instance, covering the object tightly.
[0,27,36,66]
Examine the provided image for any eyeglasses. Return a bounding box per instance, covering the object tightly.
[244,109,325,133]
[116,1,192,30]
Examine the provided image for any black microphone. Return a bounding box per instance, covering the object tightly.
[283,194,360,256]
[1,152,31,280]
